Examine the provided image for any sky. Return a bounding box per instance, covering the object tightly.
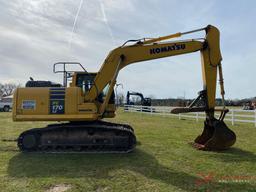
[0,0,255,99]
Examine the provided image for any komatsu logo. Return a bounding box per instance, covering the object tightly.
[150,44,186,54]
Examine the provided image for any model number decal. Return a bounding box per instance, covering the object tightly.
[50,100,65,114]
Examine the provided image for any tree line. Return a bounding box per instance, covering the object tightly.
[0,83,20,98]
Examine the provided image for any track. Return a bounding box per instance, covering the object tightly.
[17,121,136,153]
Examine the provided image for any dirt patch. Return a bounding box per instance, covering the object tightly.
[45,184,72,192]
[95,186,111,192]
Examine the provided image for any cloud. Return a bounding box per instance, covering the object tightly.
[0,0,255,99]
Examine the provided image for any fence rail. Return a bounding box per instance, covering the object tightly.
[124,105,256,127]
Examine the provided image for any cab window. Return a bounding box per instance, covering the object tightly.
[76,73,96,93]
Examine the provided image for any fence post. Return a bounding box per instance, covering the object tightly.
[150,107,153,115]
[140,106,142,113]
[231,109,234,126]
[196,112,199,122]
[179,113,181,120]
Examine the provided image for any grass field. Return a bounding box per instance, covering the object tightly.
[0,110,256,192]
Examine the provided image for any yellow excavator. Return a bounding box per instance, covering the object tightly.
[12,25,236,152]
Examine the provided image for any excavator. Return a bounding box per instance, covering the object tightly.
[126,91,152,106]
[12,25,236,153]
[126,91,153,112]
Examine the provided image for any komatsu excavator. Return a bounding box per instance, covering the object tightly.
[13,25,236,153]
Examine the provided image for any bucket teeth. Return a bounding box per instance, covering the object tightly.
[194,119,236,150]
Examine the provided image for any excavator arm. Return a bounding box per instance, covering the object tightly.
[85,25,220,114]
[84,25,235,150]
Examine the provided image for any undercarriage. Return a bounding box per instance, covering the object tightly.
[18,121,136,153]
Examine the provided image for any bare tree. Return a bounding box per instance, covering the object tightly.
[147,94,156,99]
[116,93,125,106]
[0,83,21,97]
[0,84,3,98]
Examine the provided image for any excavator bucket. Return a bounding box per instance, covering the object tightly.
[171,106,236,150]
[193,119,236,150]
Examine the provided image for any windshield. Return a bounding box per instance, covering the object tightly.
[76,73,96,93]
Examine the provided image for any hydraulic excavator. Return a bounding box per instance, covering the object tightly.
[126,91,153,112]
[126,91,152,106]
[12,25,236,152]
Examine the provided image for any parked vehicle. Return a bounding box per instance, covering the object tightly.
[0,96,13,112]
[243,101,255,110]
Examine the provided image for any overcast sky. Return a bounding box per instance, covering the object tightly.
[0,0,255,99]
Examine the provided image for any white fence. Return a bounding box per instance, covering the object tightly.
[124,105,256,127]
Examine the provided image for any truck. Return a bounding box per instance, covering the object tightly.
[0,96,13,112]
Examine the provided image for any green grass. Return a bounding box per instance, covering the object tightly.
[0,110,256,192]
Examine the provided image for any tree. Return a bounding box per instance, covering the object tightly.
[0,85,2,98]
[147,94,156,99]
[116,93,125,106]
[0,83,21,97]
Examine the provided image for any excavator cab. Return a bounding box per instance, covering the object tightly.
[53,62,115,106]
[72,72,97,96]
[143,98,152,106]
[72,72,115,105]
